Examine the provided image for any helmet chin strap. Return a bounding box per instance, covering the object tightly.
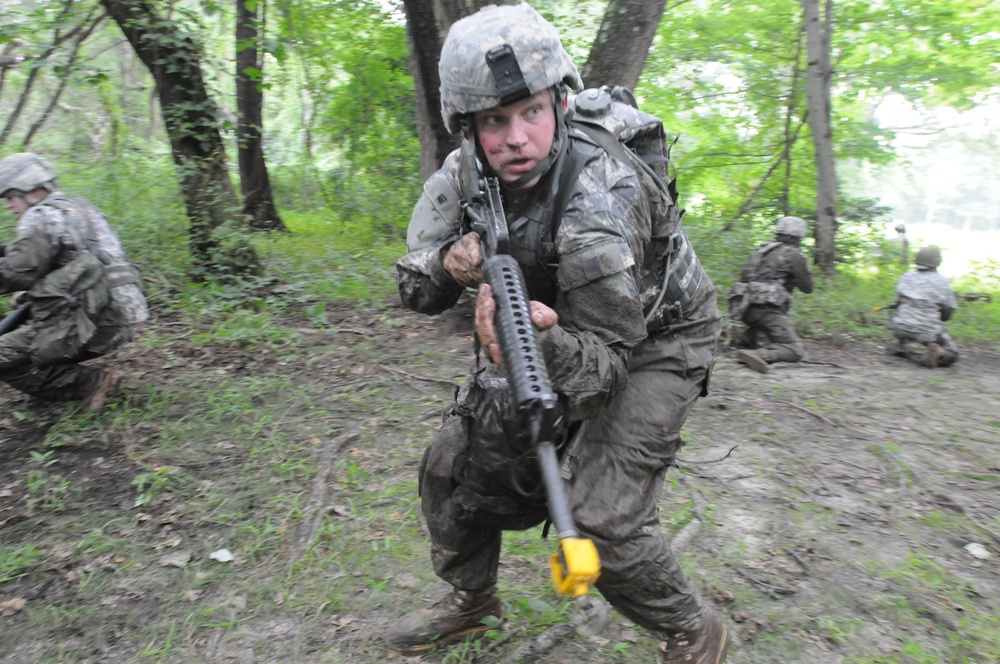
[465,86,570,192]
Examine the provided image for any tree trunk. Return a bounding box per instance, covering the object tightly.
[581,0,667,91]
[801,0,838,277]
[235,0,286,232]
[781,32,805,216]
[101,0,260,277]
[402,0,515,180]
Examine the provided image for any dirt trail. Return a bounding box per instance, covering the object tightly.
[1,305,998,663]
[686,340,1000,663]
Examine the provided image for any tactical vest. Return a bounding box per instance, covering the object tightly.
[727,242,791,318]
[501,87,706,330]
[27,195,142,366]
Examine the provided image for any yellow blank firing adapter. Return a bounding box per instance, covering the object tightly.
[550,537,601,597]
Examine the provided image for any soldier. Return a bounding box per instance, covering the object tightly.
[727,216,814,373]
[0,152,148,412]
[391,5,728,663]
[889,245,958,368]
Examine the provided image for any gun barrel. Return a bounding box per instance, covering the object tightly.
[0,302,31,335]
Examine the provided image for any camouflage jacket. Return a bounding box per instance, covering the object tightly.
[739,242,813,294]
[0,192,148,327]
[891,269,956,343]
[728,241,813,314]
[396,141,718,422]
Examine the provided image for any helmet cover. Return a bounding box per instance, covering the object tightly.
[439,3,583,134]
[915,245,942,270]
[775,216,808,238]
[0,152,58,197]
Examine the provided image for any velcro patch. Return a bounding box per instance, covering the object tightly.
[557,238,635,291]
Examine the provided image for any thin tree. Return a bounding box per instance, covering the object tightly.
[101,0,260,276]
[23,12,106,148]
[581,0,667,90]
[801,0,837,276]
[0,0,87,148]
[403,0,667,178]
[401,0,508,179]
[235,0,285,232]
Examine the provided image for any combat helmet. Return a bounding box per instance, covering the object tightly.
[915,245,942,270]
[438,3,583,135]
[0,152,58,197]
[775,216,808,238]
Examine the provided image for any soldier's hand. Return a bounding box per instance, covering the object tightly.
[443,232,483,287]
[475,283,558,366]
[9,291,28,308]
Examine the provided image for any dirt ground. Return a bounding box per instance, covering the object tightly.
[1,299,998,663]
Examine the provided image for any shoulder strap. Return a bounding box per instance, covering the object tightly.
[550,133,598,243]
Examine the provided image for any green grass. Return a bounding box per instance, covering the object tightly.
[3,166,998,663]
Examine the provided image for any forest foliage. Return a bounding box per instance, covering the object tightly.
[1,0,998,334]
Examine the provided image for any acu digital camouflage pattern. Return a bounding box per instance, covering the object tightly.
[438,3,582,133]
[396,93,721,635]
[0,191,147,400]
[891,270,957,344]
[0,152,58,195]
[1,193,148,327]
[728,241,814,315]
[727,241,814,363]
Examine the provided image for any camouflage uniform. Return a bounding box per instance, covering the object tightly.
[397,136,721,634]
[728,241,813,364]
[0,192,148,401]
[891,270,958,366]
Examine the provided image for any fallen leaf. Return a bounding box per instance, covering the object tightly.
[0,598,26,617]
[160,552,191,568]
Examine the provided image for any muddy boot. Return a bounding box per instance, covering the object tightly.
[735,349,769,374]
[385,587,502,655]
[889,340,909,358]
[921,342,944,368]
[81,368,122,413]
[658,604,731,664]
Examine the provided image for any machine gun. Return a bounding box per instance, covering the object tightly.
[461,151,600,601]
[0,302,31,335]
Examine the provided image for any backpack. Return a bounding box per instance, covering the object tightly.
[555,86,703,330]
[556,86,680,233]
[26,196,142,366]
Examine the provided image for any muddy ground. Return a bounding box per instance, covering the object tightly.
[1,298,998,663]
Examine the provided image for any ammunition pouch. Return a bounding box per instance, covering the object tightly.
[449,367,555,525]
[28,252,110,366]
[642,229,706,333]
[729,281,790,318]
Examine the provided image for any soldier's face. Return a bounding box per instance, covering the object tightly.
[474,90,559,188]
[2,191,30,218]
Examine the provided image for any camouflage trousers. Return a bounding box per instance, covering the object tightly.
[893,331,959,367]
[734,304,804,363]
[0,322,133,402]
[417,336,714,635]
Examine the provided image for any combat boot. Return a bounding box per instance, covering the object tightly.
[385,586,502,655]
[735,349,769,374]
[81,368,122,413]
[658,604,730,664]
[921,342,943,368]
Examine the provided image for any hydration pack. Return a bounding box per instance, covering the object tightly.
[557,86,704,330]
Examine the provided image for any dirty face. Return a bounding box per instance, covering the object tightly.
[474,90,557,188]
